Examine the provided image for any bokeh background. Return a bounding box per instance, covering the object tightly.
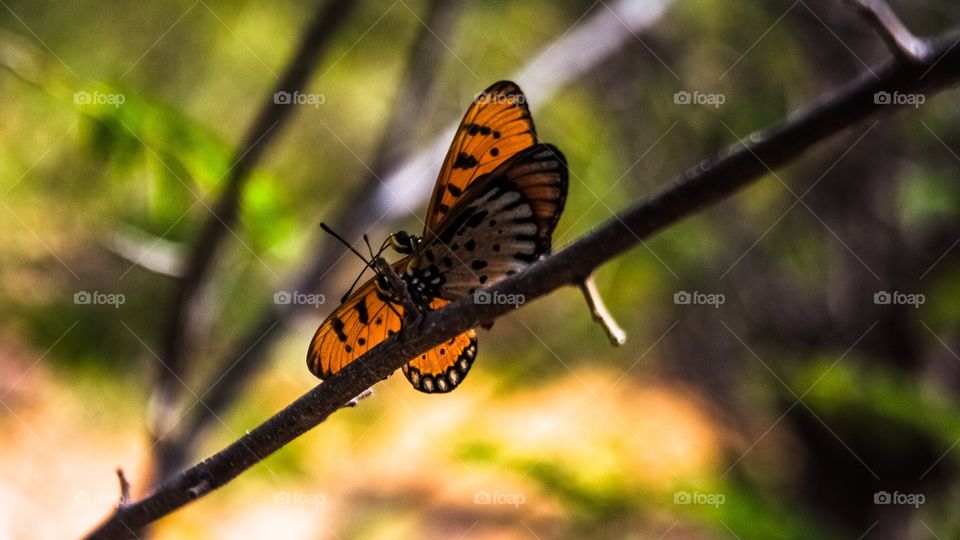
[3,0,960,538]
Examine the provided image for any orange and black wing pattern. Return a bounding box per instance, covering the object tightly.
[401,299,477,393]
[307,271,405,380]
[424,81,536,232]
[307,272,479,394]
[308,81,564,395]
[408,143,569,299]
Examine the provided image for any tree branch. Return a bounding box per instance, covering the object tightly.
[85,17,960,538]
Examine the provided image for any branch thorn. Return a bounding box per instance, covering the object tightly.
[116,468,131,507]
[578,275,626,346]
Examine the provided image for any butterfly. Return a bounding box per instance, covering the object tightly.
[306,81,568,393]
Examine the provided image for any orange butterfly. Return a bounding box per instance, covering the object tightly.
[307,81,568,393]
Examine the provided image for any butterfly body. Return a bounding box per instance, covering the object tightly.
[308,81,568,393]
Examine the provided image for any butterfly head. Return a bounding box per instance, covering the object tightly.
[388,230,420,255]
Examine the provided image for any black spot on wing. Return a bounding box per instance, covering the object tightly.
[446,184,462,197]
[354,298,369,325]
[466,123,492,136]
[453,152,479,170]
[465,210,488,228]
[331,317,347,342]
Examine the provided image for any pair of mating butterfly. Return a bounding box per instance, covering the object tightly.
[307,81,568,393]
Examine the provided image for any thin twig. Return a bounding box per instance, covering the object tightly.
[116,468,130,507]
[84,18,960,539]
[345,388,374,407]
[578,276,627,346]
[846,0,932,63]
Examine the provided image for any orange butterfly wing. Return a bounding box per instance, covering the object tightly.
[402,298,478,393]
[408,143,569,299]
[307,266,406,380]
[424,80,536,233]
[307,266,479,393]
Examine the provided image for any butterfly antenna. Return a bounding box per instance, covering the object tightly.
[340,266,371,304]
[321,223,377,303]
[363,233,376,260]
[375,237,391,259]
[320,223,372,265]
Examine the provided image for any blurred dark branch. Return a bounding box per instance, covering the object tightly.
[152,0,467,481]
[149,0,356,472]
[847,0,932,63]
[86,17,960,538]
